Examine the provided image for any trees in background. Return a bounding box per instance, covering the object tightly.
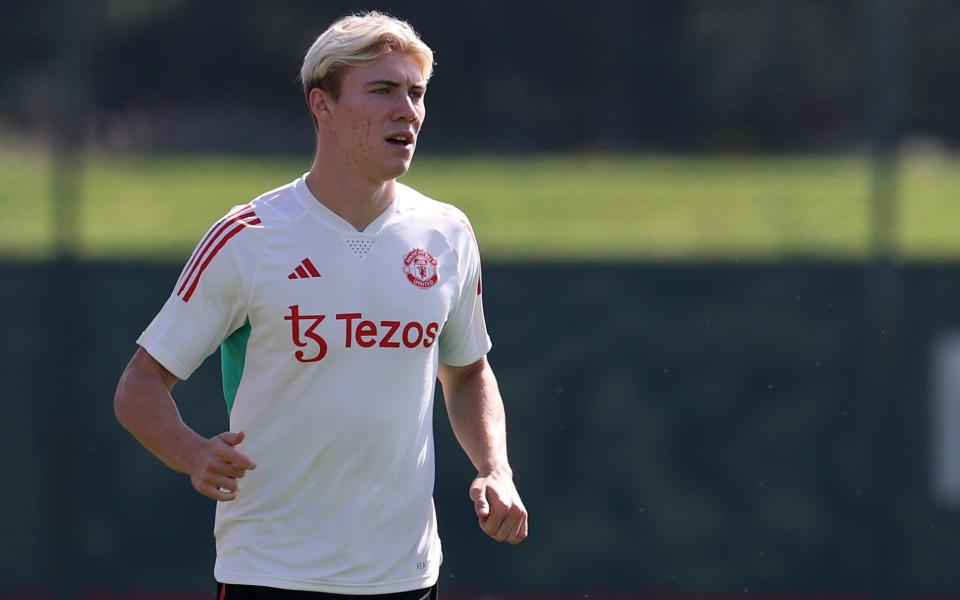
[1,0,957,152]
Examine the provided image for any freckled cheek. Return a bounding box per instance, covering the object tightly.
[345,116,376,161]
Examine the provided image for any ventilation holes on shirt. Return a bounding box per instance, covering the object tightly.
[345,237,376,260]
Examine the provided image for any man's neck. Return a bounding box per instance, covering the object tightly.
[303,164,396,232]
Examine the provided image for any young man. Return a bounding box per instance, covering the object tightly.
[114,12,527,600]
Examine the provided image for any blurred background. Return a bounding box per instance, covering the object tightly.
[2,0,960,598]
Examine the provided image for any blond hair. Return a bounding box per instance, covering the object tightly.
[300,11,434,101]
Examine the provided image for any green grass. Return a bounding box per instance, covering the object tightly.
[2,148,958,261]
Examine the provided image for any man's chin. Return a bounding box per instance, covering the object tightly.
[384,158,413,180]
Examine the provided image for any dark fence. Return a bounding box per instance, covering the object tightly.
[3,261,960,596]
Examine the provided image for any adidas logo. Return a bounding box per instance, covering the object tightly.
[288,258,321,280]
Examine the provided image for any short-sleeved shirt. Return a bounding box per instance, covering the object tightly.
[137,176,492,594]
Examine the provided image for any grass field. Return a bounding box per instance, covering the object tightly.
[2,148,958,261]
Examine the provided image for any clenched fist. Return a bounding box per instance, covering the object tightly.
[187,431,257,501]
[470,471,528,545]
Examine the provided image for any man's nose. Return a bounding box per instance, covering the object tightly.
[393,95,419,123]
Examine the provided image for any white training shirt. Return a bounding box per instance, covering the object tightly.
[137,176,491,594]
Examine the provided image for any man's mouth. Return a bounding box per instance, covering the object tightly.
[386,133,414,147]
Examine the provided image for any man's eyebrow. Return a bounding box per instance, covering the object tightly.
[364,79,427,89]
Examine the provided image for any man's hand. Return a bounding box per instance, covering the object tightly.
[470,471,528,544]
[187,431,257,502]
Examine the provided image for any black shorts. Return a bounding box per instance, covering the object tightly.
[216,582,438,600]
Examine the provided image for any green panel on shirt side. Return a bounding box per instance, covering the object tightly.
[220,318,251,416]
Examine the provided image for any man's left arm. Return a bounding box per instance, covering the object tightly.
[438,356,528,545]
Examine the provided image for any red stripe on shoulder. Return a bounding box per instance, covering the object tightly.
[179,215,260,302]
[177,208,255,296]
[177,204,253,290]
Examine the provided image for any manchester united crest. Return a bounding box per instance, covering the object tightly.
[403,248,439,289]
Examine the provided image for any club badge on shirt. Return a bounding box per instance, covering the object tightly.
[403,248,438,289]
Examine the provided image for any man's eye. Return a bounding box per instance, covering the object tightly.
[373,88,390,95]
[409,90,424,100]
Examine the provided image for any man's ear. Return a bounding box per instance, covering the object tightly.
[309,88,334,124]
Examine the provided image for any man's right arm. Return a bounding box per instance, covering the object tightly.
[114,347,256,501]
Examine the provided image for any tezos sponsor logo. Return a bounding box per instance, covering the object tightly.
[284,305,439,363]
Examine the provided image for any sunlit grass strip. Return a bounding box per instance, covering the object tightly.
[1,150,956,262]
